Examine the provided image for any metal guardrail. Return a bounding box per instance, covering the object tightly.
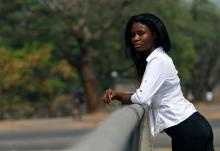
[65,104,152,151]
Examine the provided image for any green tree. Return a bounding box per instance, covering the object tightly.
[0,45,78,104]
[0,0,134,112]
[189,0,220,100]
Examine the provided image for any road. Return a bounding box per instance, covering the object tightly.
[0,119,219,151]
[0,128,92,150]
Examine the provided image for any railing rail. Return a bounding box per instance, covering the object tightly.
[65,104,152,151]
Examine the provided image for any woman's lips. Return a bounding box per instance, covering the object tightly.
[134,44,142,48]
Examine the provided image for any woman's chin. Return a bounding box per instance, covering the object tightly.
[135,48,145,53]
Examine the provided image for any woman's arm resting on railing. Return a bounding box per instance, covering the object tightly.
[103,88,133,105]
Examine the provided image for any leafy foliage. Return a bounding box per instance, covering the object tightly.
[0,44,79,104]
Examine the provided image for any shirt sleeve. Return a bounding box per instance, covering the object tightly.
[131,58,166,106]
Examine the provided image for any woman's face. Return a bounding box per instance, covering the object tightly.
[131,22,156,54]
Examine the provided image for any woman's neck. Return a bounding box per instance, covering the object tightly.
[144,46,155,58]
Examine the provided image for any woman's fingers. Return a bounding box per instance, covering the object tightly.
[104,91,109,103]
[103,89,113,104]
[108,90,112,101]
[109,93,113,100]
[103,90,109,104]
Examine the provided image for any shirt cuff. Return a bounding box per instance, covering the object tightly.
[131,92,140,104]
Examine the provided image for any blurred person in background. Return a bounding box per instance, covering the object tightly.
[206,87,214,102]
[103,13,214,151]
[72,89,84,120]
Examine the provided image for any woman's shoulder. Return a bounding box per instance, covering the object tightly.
[150,52,172,64]
[147,48,175,67]
[148,52,177,72]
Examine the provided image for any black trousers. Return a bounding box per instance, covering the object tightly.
[165,112,214,151]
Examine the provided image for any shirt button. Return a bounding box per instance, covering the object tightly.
[140,90,142,92]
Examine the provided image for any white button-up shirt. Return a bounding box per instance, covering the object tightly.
[131,47,196,137]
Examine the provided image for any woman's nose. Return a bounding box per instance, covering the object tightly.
[133,34,139,41]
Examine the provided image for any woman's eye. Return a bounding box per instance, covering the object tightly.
[131,31,145,38]
[138,31,145,36]
[131,33,136,37]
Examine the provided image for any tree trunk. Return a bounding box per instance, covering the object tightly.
[79,61,101,112]
[193,79,206,101]
[192,47,219,101]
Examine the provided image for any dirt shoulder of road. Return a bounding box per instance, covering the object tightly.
[0,111,110,132]
[0,102,219,132]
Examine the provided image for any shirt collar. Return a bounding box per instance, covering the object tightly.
[146,47,164,62]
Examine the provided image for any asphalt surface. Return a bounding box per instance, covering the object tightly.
[0,128,92,150]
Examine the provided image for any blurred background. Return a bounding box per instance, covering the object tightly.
[0,0,220,150]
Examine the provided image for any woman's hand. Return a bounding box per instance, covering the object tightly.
[103,89,133,105]
[103,88,117,104]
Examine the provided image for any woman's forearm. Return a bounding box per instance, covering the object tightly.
[114,92,133,104]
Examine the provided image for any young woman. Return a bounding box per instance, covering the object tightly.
[103,13,214,151]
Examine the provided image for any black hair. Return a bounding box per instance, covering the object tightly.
[124,13,171,81]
